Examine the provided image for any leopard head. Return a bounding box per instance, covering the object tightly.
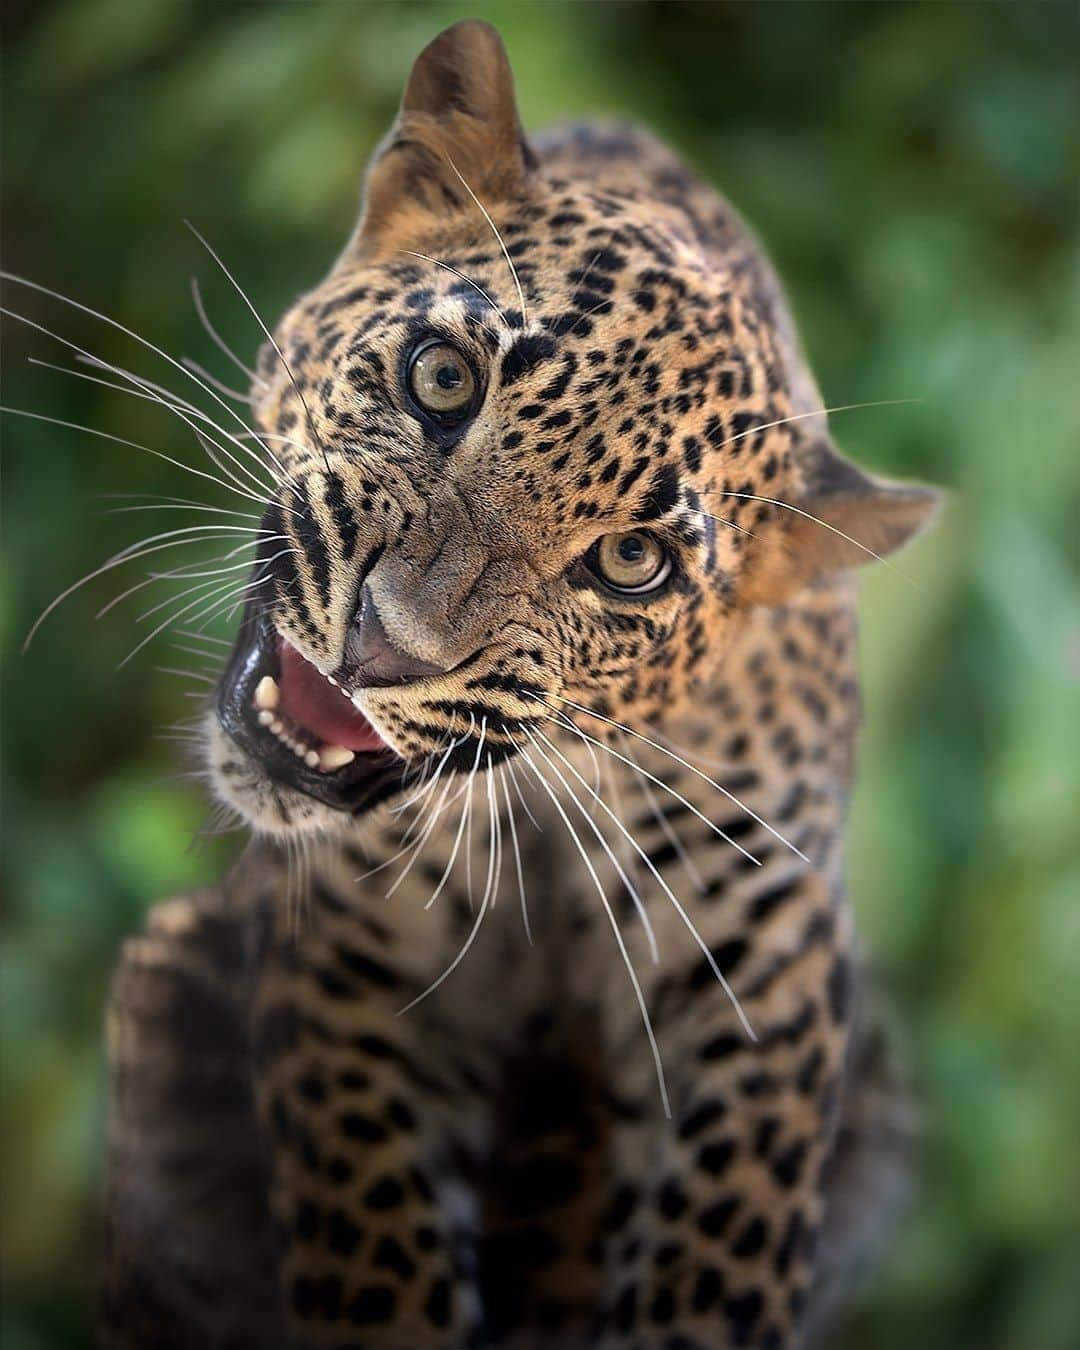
[208,20,938,836]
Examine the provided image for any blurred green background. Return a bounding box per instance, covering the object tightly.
[2,2,1078,1346]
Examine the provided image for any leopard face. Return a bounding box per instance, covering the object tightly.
[207,21,935,838]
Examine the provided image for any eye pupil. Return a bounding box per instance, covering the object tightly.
[618,536,645,563]
[435,363,461,390]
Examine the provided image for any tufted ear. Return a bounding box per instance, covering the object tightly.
[349,21,534,258]
[740,439,941,605]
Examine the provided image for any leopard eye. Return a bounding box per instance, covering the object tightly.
[593,531,671,595]
[407,339,477,419]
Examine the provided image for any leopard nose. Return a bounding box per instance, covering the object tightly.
[333,585,446,689]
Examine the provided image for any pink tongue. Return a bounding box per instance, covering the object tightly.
[277,639,388,753]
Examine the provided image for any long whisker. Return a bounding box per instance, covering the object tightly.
[382,775,459,898]
[103,498,261,522]
[504,752,541,831]
[532,726,756,1041]
[181,355,253,404]
[423,722,487,911]
[132,559,271,629]
[499,765,532,945]
[21,524,276,651]
[513,740,670,1118]
[389,716,474,818]
[97,539,268,619]
[66,351,301,498]
[538,704,763,867]
[398,251,508,331]
[464,753,478,910]
[72,349,289,492]
[186,560,276,634]
[702,496,899,574]
[173,629,232,647]
[189,572,273,634]
[184,220,333,475]
[520,726,658,964]
[190,274,261,384]
[399,755,498,1014]
[635,764,707,893]
[168,641,225,665]
[653,726,739,774]
[0,274,296,493]
[538,694,807,863]
[600,751,637,878]
[446,158,527,326]
[490,761,505,909]
[155,666,216,685]
[118,570,266,668]
[60,346,289,502]
[1,403,269,524]
[127,544,290,625]
[710,398,919,458]
[380,730,476,896]
[19,332,289,508]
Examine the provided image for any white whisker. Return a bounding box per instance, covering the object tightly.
[539,694,807,863]
[398,251,508,331]
[512,740,670,1118]
[118,570,264,668]
[521,725,658,964]
[190,274,261,384]
[634,756,707,893]
[184,220,333,476]
[504,752,541,831]
[181,355,253,404]
[398,755,497,1015]
[540,704,763,866]
[423,721,486,911]
[533,726,756,1042]
[499,765,532,945]
[21,524,275,651]
[0,275,296,497]
[446,158,527,326]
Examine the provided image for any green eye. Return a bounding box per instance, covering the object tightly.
[408,340,477,418]
[593,531,671,594]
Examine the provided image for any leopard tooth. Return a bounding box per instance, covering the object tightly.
[269,717,284,734]
[319,745,355,772]
[254,676,279,710]
[304,749,320,769]
[257,709,274,727]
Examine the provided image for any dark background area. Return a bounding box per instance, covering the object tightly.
[3,2,1079,1346]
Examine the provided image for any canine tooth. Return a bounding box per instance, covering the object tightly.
[319,745,355,772]
[254,676,279,710]
[304,749,320,769]
[257,710,274,727]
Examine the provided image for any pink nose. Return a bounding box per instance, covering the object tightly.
[334,585,446,689]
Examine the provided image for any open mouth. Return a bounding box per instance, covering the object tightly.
[216,610,409,814]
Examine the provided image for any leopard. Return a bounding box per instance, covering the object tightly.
[100,20,938,1350]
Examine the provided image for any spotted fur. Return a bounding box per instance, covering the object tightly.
[103,21,936,1349]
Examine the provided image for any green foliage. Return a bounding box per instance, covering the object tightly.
[3,3,1078,1345]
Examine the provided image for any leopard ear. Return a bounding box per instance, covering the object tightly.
[740,439,942,605]
[349,21,534,258]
